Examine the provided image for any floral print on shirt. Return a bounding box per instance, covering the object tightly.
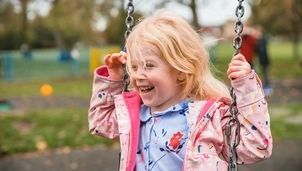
[136,101,189,171]
[161,131,186,154]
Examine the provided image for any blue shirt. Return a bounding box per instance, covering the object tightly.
[135,101,189,171]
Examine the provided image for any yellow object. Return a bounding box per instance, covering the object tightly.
[89,46,121,74]
[36,140,48,151]
[40,84,53,96]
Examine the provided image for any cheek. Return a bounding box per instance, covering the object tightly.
[130,76,135,84]
[130,77,138,90]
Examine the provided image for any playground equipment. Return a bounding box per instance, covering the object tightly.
[89,46,121,74]
[0,52,13,82]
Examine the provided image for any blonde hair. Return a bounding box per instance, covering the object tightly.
[125,9,230,101]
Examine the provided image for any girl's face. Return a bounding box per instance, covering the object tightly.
[130,49,183,114]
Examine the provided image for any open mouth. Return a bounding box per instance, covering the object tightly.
[140,86,154,93]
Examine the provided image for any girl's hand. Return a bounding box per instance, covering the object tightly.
[227,54,251,80]
[104,51,127,79]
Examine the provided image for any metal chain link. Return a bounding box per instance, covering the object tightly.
[124,0,135,41]
[232,0,245,56]
[226,0,245,171]
[122,0,135,92]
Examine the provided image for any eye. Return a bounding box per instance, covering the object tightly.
[131,65,138,71]
[144,63,154,68]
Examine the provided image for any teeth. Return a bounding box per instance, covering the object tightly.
[140,87,153,91]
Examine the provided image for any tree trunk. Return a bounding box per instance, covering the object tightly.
[53,29,65,50]
[291,0,300,62]
[20,0,28,45]
[190,0,200,29]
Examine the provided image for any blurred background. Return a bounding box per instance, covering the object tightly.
[0,0,302,170]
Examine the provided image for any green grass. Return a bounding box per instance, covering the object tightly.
[269,103,302,140]
[0,76,115,157]
[215,41,302,80]
[0,41,302,156]
[0,77,93,98]
[0,107,113,156]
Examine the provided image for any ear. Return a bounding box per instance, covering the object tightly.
[177,71,186,81]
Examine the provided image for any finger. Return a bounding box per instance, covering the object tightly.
[120,51,127,58]
[227,67,235,76]
[230,59,251,69]
[110,53,123,65]
[228,71,244,79]
[111,53,121,57]
[228,67,251,79]
[119,54,127,64]
[232,54,247,63]
[104,54,111,65]
[104,52,127,67]
[114,51,126,64]
[104,53,122,68]
[227,65,241,74]
[228,72,238,80]
[110,53,122,63]
[228,64,250,73]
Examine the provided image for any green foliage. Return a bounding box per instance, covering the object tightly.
[0,2,22,50]
[0,30,22,50]
[104,9,143,45]
[1,0,300,50]
[45,0,95,49]
[250,0,302,37]
[30,18,56,48]
[0,0,98,50]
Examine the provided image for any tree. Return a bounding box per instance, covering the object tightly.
[0,1,22,49]
[249,0,301,60]
[249,0,301,37]
[152,0,216,29]
[291,0,301,61]
[45,0,98,50]
[20,0,30,45]
[99,0,143,45]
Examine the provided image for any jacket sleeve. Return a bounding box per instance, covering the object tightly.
[88,66,124,140]
[221,70,273,164]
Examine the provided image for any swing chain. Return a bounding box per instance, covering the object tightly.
[232,0,245,56]
[122,0,135,92]
[124,0,135,41]
[226,87,241,171]
[122,66,130,92]
[226,0,245,171]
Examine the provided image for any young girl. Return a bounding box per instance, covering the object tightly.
[88,10,272,171]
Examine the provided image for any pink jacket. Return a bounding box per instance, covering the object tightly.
[88,66,273,171]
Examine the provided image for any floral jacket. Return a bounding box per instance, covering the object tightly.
[88,66,273,171]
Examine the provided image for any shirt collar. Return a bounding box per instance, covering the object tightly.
[140,100,189,123]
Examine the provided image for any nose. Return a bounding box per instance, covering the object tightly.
[133,66,146,80]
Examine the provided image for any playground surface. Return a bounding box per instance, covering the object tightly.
[0,140,301,171]
[0,77,302,171]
